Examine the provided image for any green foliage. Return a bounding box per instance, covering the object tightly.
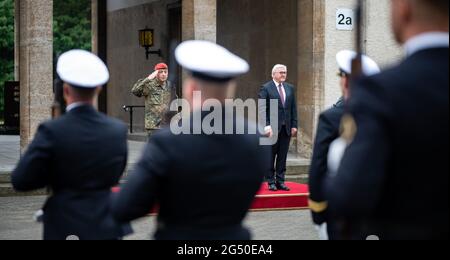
[0,0,91,122]
[0,0,14,122]
[54,0,91,57]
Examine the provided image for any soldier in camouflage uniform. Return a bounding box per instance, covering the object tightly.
[131,63,177,135]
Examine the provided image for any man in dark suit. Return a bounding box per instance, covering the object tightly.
[309,51,380,240]
[112,40,270,240]
[326,0,449,240]
[258,65,298,191]
[12,50,131,240]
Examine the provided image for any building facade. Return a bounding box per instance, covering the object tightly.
[16,0,402,156]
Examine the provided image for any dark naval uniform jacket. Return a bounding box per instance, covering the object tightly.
[112,112,270,240]
[326,46,449,240]
[308,98,345,225]
[12,105,131,240]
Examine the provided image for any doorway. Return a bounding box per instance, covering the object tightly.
[167,1,182,98]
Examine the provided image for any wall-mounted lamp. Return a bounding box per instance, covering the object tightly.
[139,28,161,59]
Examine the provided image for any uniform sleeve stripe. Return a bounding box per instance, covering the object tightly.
[308,199,328,213]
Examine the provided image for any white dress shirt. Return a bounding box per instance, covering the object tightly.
[273,80,286,104]
[404,32,449,57]
[66,102,90,112]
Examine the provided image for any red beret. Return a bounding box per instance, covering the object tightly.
[154,63,168,71]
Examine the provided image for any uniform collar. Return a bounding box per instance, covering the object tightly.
[404,32,449,57]
[66,102,92,112]
[157,80,168,90]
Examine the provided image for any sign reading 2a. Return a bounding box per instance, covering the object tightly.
[336,9,354,31]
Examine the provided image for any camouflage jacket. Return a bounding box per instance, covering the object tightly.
[131,78,176,130]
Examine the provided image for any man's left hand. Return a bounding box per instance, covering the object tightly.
[291,128,298,137]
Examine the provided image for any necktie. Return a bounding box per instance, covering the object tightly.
[278,84,285,107]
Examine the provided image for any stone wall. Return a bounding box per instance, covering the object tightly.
[217,0,298,102]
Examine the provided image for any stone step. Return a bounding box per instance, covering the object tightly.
[286,174,309,184]
[0,183,47,197]
[123,160,309,178]
[0,160,310,196]
[127,133,148,142]
[286,158,310,176]
[0,172,12,184]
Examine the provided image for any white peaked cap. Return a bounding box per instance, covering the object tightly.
[336,50,381,76]
[57,49,109,88]
[175,40,250,82]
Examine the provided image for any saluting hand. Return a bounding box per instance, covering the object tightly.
[148,70,159,80]
[291,128,298,137]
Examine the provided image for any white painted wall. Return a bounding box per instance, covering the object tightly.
[323,0,403,109]
[365,0,403,68]
[324,0,354,109]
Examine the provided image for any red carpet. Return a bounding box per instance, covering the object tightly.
[250,182,309,211]
[112,182,309,213]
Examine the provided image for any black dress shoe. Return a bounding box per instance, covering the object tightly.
[276,183,290,191]
[268,184,278,191]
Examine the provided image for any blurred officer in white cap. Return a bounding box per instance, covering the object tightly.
[335,50,381,100]
[113,41,270,240]
[308,50,380,240]
[327,0,449,240]
[12,49,131,240]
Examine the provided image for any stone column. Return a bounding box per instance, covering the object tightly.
[182,0,216,42]
[297,0,325,158]
[91,0,98,55]
[91,0,99,109]
[18,0,53,152]
[193,0,216,42]
[182,0,194,41]
[181,0,216,81]
[14,0,20,81]
[92,0,108,113]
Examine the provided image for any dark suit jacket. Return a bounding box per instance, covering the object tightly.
[309,99,345,224]
[112,112,270,240]
[12,105,130,240]
[326,48,449,240]
[258,81,298,136]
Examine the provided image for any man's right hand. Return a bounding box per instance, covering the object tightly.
[148,70,159,80]
[267,129,273,138]
[315,223,329,240]
[264,126,273,138]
